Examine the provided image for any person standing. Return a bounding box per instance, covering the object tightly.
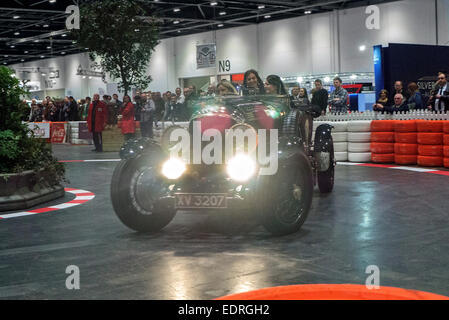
[140,93,155,138]
[121,95,136,141]
[390,81,409,103]
[406,82,424,110]
[87,94,108,152]
[428,72,449,112]
[68,96,79,121]
[311,79,329,115]
[329,77,348,113]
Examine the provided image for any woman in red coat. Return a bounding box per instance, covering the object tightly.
[120,95,136,141]
[87,93,108,152]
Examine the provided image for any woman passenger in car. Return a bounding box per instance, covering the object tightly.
[217,80,238,96]
[242,69,265,95]
[265,75,287,95]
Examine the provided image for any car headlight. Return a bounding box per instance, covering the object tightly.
[226,154,256,182]
[162,158,186,180]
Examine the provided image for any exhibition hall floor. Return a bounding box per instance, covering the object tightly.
[0,145,448,299]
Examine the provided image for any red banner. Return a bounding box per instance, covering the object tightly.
[51,122,66,143]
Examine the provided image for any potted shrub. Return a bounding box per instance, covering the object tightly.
[0,66,66,211]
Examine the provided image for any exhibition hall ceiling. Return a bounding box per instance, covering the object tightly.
[1,0,398,65]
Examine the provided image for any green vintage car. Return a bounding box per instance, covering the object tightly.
[111,95,335,235]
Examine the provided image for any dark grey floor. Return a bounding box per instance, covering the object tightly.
[0,144,448,299]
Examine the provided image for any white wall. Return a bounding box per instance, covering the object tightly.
[10,0,449,96]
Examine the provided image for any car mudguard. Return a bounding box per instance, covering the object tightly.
[314,124,334,153]
[119,137,165,160]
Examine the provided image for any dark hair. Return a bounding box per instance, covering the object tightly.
[333,77,342,83]
[408,82,418,92]
[315,79,322,85]
[266,75,287,95]
[243,69,265,94]
[85,97,91,101]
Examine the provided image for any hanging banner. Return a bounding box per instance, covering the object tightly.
[27,122,50,138]
[51,122,67,143]
[196,44,216,69]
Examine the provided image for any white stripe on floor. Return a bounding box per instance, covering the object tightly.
[74,196,95,200]
[49,203,80,209]
[389,167,439,172]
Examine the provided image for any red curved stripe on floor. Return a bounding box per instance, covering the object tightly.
[216,284,449,300]
[0,188,95,220]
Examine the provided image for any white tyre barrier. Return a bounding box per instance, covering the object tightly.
[348,142,371,153]
[347,132,371,143]
[348,152,372,163]
[334,142,348,152]
[348,120,372,132]
[332,132,348,143]
[335,151,348,162]
[331,121,348,133]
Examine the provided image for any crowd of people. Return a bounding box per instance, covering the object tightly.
[27,69,449,152]
[373,72,449,114]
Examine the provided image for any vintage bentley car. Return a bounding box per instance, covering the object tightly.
[110,95,335,236]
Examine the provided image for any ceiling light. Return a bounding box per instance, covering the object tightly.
[173,8,180,12]
[10,45,15,48]
[219,11,226,15]
[82,76,86,79]
[41,73,47,76]
[258,5,265,9]
[14,32,20,35]
[34,40,39,43]
[13,16,20,19]
[134,28,140,32]
[88,76,92,79]
[40,56,45,58]
[61,34,67,37]
[21,59,24,62]
[173,20,179,24]
[359,45,366,51]
[49,0,57,3]
[85,48,89,50]
[3,62,7,65]
[43,24,49,27]
[305,10,312,14]
[217,24,224,27]
[24,51,28,53]
[210,1,218,5]
[47,46,51,49]
[297,77,303,83]
[4,55,8,57]
[324,77,330,83]
[350,74,357,80]
[264,15,271,19]
[61,52,66,54]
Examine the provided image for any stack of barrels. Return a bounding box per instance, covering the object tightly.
[370,120,395,164]
[394,120,418,165]
[417,120,444,167]
[444,122,449,168]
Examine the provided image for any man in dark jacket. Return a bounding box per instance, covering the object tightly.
[390,81,409,103]
[68,96,79,121]
[311,79,329,115]
[385,94,409,114]
[427,72,449,112]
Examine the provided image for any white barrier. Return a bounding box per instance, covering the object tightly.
[317,110,449,122]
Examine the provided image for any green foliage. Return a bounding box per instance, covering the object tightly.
[72,0,160,95]
[0,66,65,182]
[0,66,29,132]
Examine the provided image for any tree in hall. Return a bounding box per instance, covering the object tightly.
[72,0,160,95]
[0,66,65,182]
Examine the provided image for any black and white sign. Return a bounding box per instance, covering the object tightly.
[196,44,216,69]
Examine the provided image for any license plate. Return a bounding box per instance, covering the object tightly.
[175,193,227,209]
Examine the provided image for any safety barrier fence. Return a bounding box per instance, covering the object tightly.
[317,110,449,122]
[313,119,449,168]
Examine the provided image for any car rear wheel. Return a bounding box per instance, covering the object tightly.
[111,154,176,232]
[317,139,335,193]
